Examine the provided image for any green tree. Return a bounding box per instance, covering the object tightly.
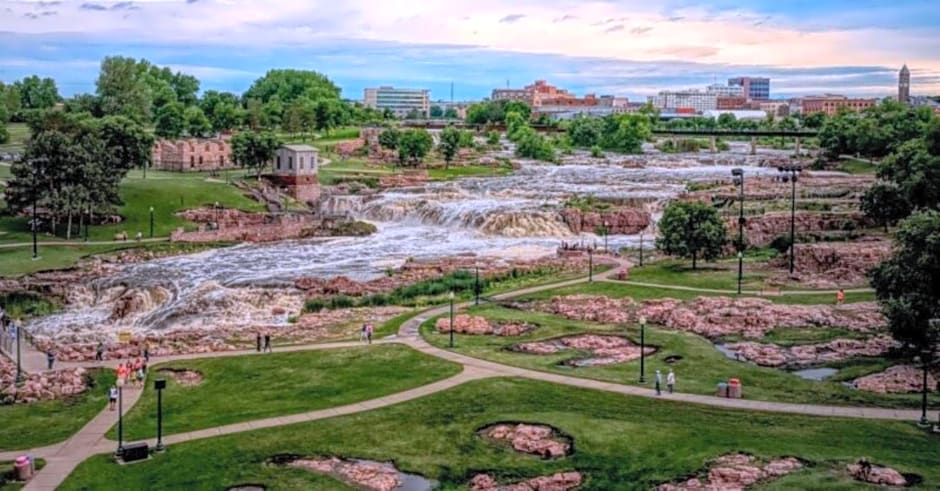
[314,99,346,135]
[200,91,243,132]
[438,125,461,169]
[860,182,912,232]
[262,99,284,129]
[503,101,532,121]
[281,100,305,138]
[870,210,940,354]
[514,127,555,161]
[154,102,185,139]
[878,139,940,210]
[1,82,22,119]
[505,111,528,142]
[397,129,433,166]
[244,98,264,130]
[443,107,458,119]
[97,115,154,177]
[184,106,212,138]
[656,201,727,269]
[0,101,7,124]
[171,73,200,107]
[243,69,341,105]
[429,105,443,118]
[601,114,651,153]
[231,130,280,179]
[63,94,102,117]
[14,75,60,110]
[802,112,825,129]
[716,113,738,129]
[378,128,400,150]
[567,116,603,147]
[486,131,500,146]
[96,56,153,123]
[0,123,8,145]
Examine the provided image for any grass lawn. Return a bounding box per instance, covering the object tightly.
[420,304,934,409]
[427,164,514,181]
[0,370,114,452]
[0,163,11,181]
[837,158,878,175]
[0,123,29,153]
[519,280,876,306]
[62,378,940,490]
[1,459,45,490]
[110,345,461,440]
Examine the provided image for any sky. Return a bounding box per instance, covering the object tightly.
[1,0,939,102]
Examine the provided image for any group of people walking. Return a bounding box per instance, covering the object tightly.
[360,324,374,344]
[255,332,273,352]
[654,369,677,396]
[108,358,147,410]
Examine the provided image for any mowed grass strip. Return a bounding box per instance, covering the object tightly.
[0,369,115,451]
[420,304,934,409]
[63,378,940,490]
[112,344,461,440]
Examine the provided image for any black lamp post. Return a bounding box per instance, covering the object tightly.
[777,164,802,275]
[448,291,455,348]
[13,322,24,386]
[214,201,221,226]
[915,352,931,427]
[30,160,42,260]
[116,386,124,456]
[84,205,90,242]
[474,267,481,306]
[149,206,155,238]
[588,247,593,282]
[639,316,647,383]
[732,168,745,294]
[155,379,167,451]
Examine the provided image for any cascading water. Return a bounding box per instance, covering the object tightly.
[25,159,779,339]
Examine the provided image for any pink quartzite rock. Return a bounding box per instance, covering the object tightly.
[289,457,402,491]
[657,454,802,491]
[514,334,655,366]
[536,295,635,325]
[561,208,651,235]
[0,357,88,404]
[853,365,938,394]
[469,472,582,491]
[483,424,570,459]
[726,335,898,368]
[847,461,908,487]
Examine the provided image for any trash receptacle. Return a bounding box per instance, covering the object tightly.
[717,382,728,398]
[14,456,32,481]
[728,378,742,399]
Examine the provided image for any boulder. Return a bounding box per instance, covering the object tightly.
[848,461,907,487]
[853,365,937,394]
[482,423,570,459]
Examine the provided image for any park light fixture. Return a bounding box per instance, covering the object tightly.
[155,379,167,451]
[149,206,155,239]
[448,291,455,348]
[603,220,610,253]
[639,316,647,383]
[777,164,803,275]
[731,168,745,294]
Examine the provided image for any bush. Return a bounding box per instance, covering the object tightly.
[769,235,792,254]
[590,145,603,158]
[304,298,327,312]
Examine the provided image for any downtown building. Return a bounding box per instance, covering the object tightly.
[363,86,430,117]
[491,80,629,119]
[728,77,771,100]
[798,95,877,116]
[648,89,718,113]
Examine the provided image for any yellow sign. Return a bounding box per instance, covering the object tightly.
[118,331,132,343]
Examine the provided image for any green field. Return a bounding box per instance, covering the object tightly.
[0,123,29,153]
[837,158,878,175]
[419,304,932,408]
[62,378,939,490]
[0,370,114,451]
[111,345,461,440]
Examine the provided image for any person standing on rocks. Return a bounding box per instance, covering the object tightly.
[143,343,150,364]
[667,369,676,394]
[46,350,55,370]
[96,342,105,361]
[263,333,272,353]
[256,332,262,352]
[655,370,662,396]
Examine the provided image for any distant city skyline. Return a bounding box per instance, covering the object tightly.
[1,0,938,100]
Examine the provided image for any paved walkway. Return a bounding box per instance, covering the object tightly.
[0,237,169,250]
[602,278,875,296]
[5,254,936,489]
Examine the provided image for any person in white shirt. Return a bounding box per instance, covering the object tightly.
[667,369,676,394]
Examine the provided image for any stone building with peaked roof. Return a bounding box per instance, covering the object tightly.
[151,137,234,172]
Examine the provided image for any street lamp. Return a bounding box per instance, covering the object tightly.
[149,206,155,238]
[30,159,45,260]
[588,247,594,282]
[731,168,745,294]
[474,267,481,306]
[214,201,221,227]
[603,220,609,254]
[154,379,167,451]
[639,316,647,383]
[777,164,802,275]
[448,291,455,348]
[116,386,124,457]
[915,352,931,427]
[13,321,24,386]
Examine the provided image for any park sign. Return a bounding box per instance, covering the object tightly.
[118,331,132,343]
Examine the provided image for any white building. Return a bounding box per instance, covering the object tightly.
[364,86,430,118]
[705,84,745,97]
[701,110,768,121]
[648,90,718,113]
[273,144,320,202]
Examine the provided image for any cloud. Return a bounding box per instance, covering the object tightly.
[553,14,577,23]
[499,14,525,24]
[667,16,684,22]
[630,26,652,35]
[650,45,721,58]
[111,2,139,10]
[79,3,107,11]
[605,24,624,33]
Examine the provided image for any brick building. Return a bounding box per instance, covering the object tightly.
[800,96,877,116]
[272,144,320,203]
[716,96,748,110]
[151,137,234,172]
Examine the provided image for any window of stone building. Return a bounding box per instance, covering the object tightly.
[190,156,195,168]
[276,155,281,169]
[288,156,293,170]
[199,156,203,165]
[205,143,210,151]
[300,156,304,169]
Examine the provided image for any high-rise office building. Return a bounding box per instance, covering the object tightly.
[898,65,911,104]
[728,77,770,100]
[363,87,430,117]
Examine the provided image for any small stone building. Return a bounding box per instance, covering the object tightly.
[151,137,234,172]
[272,144,320,202]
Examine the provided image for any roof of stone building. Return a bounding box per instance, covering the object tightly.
[282,144,319,152]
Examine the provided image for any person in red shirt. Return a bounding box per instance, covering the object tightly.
[836,289,845,305]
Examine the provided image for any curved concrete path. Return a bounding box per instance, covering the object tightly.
[0,238,170,250]
[5,255,935,490]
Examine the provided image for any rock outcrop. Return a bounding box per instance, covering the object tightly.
[853,365,938,394]
[434,315,535,337]
[847,460,908,487]
[561,208,651,235]
[481,423,571,459]
[770,240,891,288]
[469,472,582,491]
[657,454,803,491]
[287,457,402,491]
[513,334,655,367]
[725,336,897,368]
[0,358,88,404]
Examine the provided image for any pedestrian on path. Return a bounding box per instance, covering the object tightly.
[143,343,150,364]
[256,332,262,352]
[366,324,373,345]
[46,350,55,370]
[667,369,675,394]
[95,342,104,361]
[116,362,127,387]
[655,370,662,396]
[360,324,368,343]
[263,333,272,353]
[108,385,118,411]
[836,288,845,305]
